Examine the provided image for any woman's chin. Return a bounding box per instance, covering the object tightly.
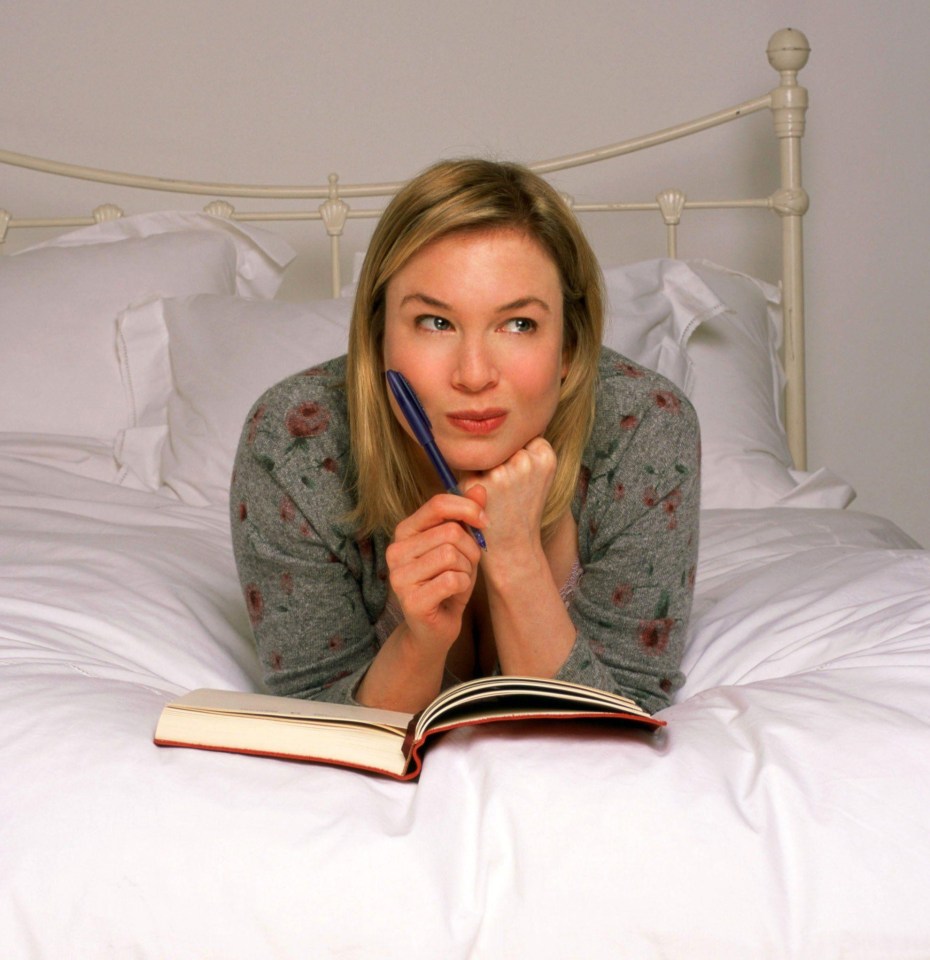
[447,433,539,476]
[447,450,510,477]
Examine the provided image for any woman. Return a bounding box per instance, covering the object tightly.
[230,158,699,715]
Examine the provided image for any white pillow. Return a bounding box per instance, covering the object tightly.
[116,294,352,504]
[34,212,296,300]
[684,260,854,509]
[0,213,295,445]
[602,258,721,394]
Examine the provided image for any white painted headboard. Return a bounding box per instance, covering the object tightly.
[0,28,811,469]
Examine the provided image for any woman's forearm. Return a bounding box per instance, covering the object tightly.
[483,546,577,678]
[354,621,448,713]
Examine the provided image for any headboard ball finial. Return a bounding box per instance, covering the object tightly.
[767,28,810,74]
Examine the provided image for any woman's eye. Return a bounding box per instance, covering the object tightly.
[416,315,453,332]
[502,317,537,333]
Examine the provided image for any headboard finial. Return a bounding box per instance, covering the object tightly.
[767,28,810,76]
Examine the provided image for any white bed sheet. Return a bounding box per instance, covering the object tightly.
[1,452,928,959]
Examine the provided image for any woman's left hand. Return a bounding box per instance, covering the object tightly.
[461,436,557,561]
[462,435,578,677]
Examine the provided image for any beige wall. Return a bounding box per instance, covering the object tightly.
[3,0,928,545]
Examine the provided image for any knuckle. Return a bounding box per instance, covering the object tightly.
[438,570,468,594]
[438,542,459,566]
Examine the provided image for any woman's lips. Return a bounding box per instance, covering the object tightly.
[446,409,507,435]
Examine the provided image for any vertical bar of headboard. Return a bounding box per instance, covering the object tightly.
[320,174,350,298]
[767,28,811,471]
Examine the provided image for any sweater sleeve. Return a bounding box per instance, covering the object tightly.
[229,361,388,704]
[555,354,700,714]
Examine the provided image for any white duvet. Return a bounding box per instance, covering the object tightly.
[2,451,929,960]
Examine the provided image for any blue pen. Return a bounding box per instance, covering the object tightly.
[386,370,488,551]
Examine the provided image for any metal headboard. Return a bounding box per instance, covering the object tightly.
[0,28,810,469]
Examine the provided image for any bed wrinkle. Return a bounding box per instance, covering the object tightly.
[0,500,231,538]
[413,729,522,956]
[696,508,921,587]
[2,659,182,699]
[674,679,925,945]
[684,545,930,693]
[0,454,233,534]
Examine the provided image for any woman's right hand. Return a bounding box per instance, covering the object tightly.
[385,492,487,654]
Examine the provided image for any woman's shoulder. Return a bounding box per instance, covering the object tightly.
[577,348,700,526]
[250,353,347,411]
[585,346,699,481]
[235,354,352,494]
[243,355,348,448]
[594,346,695,423]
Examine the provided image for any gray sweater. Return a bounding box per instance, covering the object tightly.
[230,348,700,714]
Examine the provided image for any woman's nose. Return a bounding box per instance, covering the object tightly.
[452,339,499,393]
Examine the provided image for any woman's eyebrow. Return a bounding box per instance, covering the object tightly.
[400,292,452,310]
[399,293,551,313]
[496,296,551,313]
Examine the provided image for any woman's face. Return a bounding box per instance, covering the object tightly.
[382,228,567,479]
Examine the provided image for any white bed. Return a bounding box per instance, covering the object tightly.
[2,28,929,959]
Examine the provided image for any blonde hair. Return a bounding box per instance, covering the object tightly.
[346,158,604,540]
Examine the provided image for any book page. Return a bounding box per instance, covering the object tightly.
[169,688,413,734]
[415,676,651,739]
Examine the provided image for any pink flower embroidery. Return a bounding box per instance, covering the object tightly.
[280,572,294,595]
[615,361,644,379]
[638,618,673,654]
[280,495,297,523]
[285,402,330,438]
[619,415,639,431]
[653,390,681,414]
[612,583,633,607]
[642,485,660,508]
[663,488,682,529]
[245,584,264,626]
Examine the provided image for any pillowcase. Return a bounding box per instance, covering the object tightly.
[601,258,722,394]
[683,260,854,509]
[35,211,296,299]
[116,294,352,504]
[0,213,295,446]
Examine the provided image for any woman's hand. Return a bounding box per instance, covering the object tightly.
[356,493,486,713]
[385,493,487,652]
[462,436,557,563]
[461,436,578,679]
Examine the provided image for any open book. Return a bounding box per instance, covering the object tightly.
[154,675,664,780]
